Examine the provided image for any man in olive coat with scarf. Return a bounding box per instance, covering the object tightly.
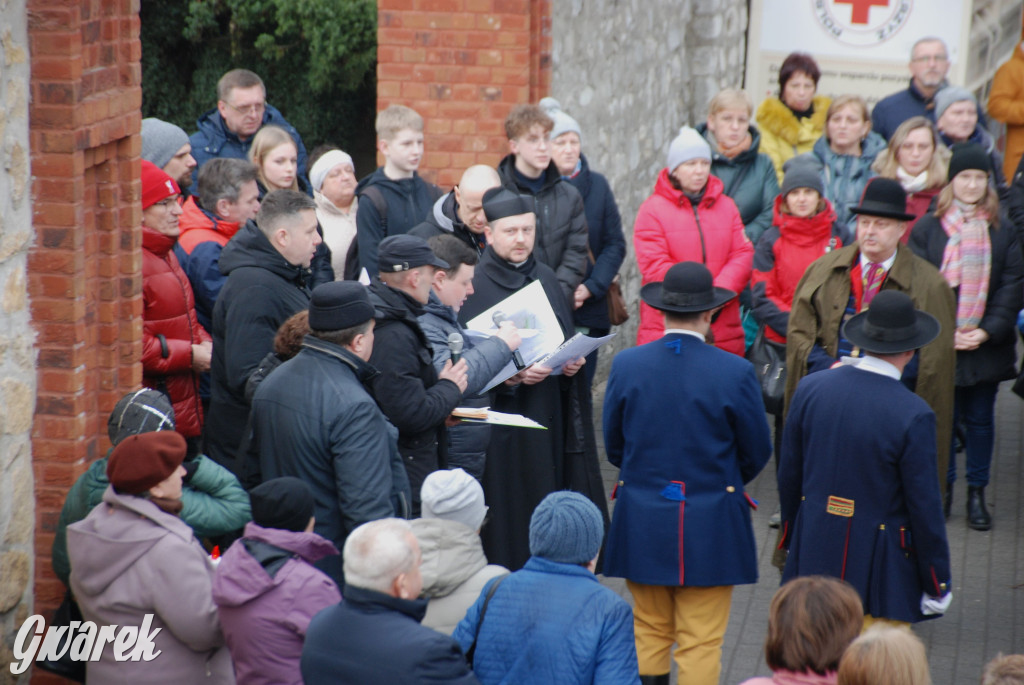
[785,177,956,493]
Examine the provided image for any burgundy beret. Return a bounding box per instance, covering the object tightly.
[106,431,187,495]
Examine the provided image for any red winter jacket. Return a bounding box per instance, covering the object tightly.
[634,171,753,354]
[750,196,844,343]
[142,227,212,438]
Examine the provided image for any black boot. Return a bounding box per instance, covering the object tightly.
[943,483,953,520]
[967,486,992,531]
[639,676,670,685]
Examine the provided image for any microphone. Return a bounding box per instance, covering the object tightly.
[492,311,525,370]
[448,332,464,364]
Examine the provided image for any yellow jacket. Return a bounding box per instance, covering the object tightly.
[987,41,1024,181]
[755,94,831,184]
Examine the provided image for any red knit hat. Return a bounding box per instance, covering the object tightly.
[106,431,187,495]
[141,160,180,210]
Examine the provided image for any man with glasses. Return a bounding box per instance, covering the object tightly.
[872,38,952,140]
[188,68,309,196]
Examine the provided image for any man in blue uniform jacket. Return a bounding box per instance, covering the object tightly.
[603,261,772,685]
[780,290,953,627]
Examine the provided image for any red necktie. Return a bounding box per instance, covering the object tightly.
[862,262,885,309]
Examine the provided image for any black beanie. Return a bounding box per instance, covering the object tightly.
[947,143,991,182]
[249,477,315,532]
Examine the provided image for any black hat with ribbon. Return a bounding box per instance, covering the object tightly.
[640,261,735,314]
[842,290,940,354]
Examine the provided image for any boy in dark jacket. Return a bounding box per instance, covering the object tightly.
[357,105,444,276]
[496,104,590,303]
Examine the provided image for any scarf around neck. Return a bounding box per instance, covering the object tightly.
[896,166,930,192]
[709,130,753,159]
[939,199,991,328]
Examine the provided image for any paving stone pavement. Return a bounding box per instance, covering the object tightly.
[592,378,1024,684]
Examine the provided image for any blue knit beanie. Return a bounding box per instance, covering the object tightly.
[529,491,604,564]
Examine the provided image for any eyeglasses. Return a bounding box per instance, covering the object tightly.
[222,100,266,116]
[911,55,948,64]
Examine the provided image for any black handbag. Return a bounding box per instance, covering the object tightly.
[746,325,787,415]
[34,589,86,682]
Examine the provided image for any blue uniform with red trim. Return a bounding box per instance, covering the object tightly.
[779,363,952,623]
[602,332,772,586]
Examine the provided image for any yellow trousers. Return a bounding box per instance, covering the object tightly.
[862,614,910,631]
[627,581,733,684]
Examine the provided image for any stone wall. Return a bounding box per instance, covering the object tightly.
[549,0,749,369]
[0,2,35,682]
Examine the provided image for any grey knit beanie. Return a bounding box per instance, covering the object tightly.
[529,491,604,564]
[539,97,582,143]
[421,468,488,531]
[781,154,825,197]
[141,118,190,170]
[933,86,977,121]
[107,389,175,446]
[667,126,711,173]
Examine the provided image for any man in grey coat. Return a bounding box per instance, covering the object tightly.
[418,234,522,478]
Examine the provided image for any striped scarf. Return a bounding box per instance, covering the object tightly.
[939,199,990,328]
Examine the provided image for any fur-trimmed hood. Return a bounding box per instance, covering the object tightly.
[755,95,831,146]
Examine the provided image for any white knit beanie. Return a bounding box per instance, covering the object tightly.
[667,126,711,172]
[310,149,355,192]
[421,468,488,531]
[539,97,582,142]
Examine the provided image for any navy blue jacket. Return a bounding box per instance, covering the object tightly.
[189,104,309,196]
[871,80,940,141]
[453,557,639,685]
[603,333,772,586]
[780,364,952,623]
[566,155,626,329]
[356,168,442,277]
[206,222,311,470]
[302,585,479,684]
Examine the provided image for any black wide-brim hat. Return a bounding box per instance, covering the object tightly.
[841,290,941,354]
[640,261,736,314]
[848,177,916,222]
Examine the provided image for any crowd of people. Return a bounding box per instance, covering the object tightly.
[45,33,1024,684]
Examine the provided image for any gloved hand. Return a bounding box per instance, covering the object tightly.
[182,460,200,485]
[920,591,952,616]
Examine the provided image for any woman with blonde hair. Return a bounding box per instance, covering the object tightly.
[739,576,863,685]
[248,125,307,197]
[810,95,887,242]
[872,116,950,234]
[909,143,1024,531]
[837,626,931,685]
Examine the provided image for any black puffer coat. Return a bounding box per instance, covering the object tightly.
[206,220,311,470]
[496,154,589,302]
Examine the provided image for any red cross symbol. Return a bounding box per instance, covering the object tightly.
[834,0,889,24]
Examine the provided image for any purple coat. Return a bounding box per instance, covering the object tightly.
[212,523,341,685]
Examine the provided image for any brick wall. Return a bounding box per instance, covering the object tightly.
[376,0,551,187]
[27,0,143,635]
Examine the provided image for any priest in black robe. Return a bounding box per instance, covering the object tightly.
[458,187,609,570]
